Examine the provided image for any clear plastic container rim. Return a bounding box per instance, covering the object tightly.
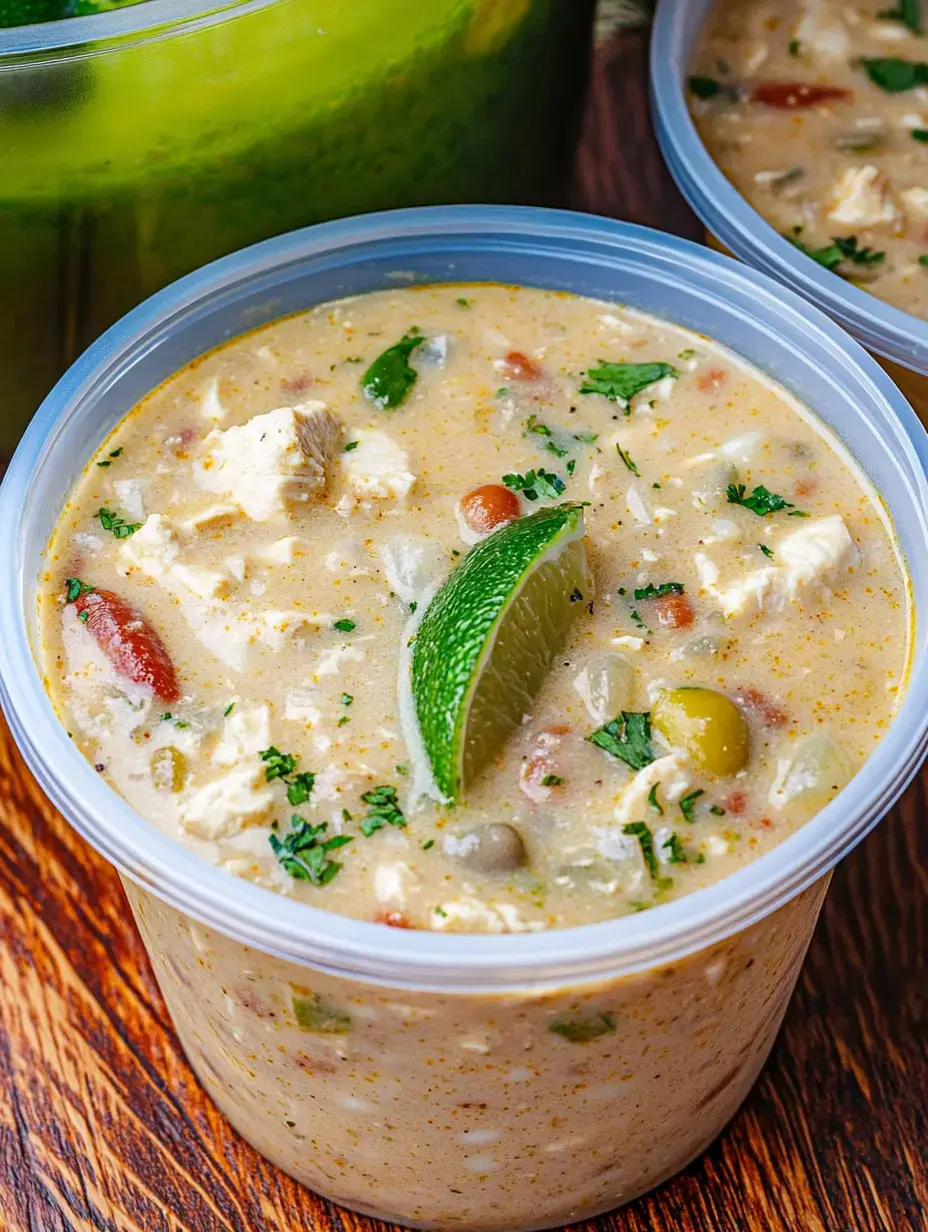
[1,204,927,994]
[650,0,928,379]
[0,0,274,59]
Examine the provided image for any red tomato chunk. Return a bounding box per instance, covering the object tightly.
[654,592,695,630]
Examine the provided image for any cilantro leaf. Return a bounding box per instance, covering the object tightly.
[727,483,797,517]
[361,330,425,410]
[579,361,678,412]
[920,255,928,268]
[633,582,684,600]
[286,772,316,807]
[787,230,885,273]
[587,711,655,771]
[269,816,352,884]
[688,75,721,99]
[622,820,659,879]
[360,785,406,836]
[662,833,688,864]
[260,746,296,781]
[647,783,663,815]
[616,442,639,475]
[501,468,566,502]
[878,0,921,34]
[679,789,705,823]
[96,507,141,539]
[913,128,928,142]
[65,577,95,603]
[860,57,928,93]
[759,543,775,559]
[333,618,356,633]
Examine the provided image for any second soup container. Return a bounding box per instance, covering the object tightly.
[1,207,927,1229]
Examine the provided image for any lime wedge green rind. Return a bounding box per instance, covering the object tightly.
[411,503,590,802]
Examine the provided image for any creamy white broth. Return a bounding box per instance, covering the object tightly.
[691,0,928,319]
[39,284,909,932]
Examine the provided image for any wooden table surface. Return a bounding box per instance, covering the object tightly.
[1,15,927,1232]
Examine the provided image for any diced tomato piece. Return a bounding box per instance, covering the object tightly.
[724,790,747,815]
[698,367,727,392]
[735,686,788,728]
[375,910,414,929]
[751,82,851,109]
[459,484,522,536]
[500,350,544,381]
[73,589,180,703]
[654,592,695,630]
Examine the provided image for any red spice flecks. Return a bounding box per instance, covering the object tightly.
[459,484,522,536]
[73,589,180,702]
[697,367,728,393]
[500,350,544,381]
[795,478,818,498]
[752,82,852,109]
[375,910,414,929]
[654,591,695,630]
[735,686,789,728]
[281,374,314,395]
[724,790,747,816]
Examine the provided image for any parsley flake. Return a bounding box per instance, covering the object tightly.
[343,440,359,452]
[877,0,921,34]
[759,543,775,559]
[662,833,688,864]
[340,693,353,706]
[860,57,928,93]
[361,330,425,410]
[97,507,142,539]
[456,297,474,308]
[634,582,684,600]
[727,483,798,517]
[65,577,95,603]
[333,618,356,633]
[616,442,639,475]
[579,361,678,413]
[587,711,655,770]
[360,785,406,836]
[259,746,316,806]
[647,784,663,815]
[501,468,566,501]
[541,773,564,787]
[622,821,659,880]
[270,817,352,884]
[913,128,928,142]
[688,75,722,99]
[679,789,705,824]
[223,702,235,716]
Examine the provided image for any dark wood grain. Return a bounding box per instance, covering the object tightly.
[1,20,926,1232]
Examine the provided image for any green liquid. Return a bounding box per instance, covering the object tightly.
[0,0,593,447]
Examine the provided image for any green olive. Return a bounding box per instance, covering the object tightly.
[652,687,749,777]
[151,745,187,793]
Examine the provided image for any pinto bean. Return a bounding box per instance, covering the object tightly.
[73,589,180,702]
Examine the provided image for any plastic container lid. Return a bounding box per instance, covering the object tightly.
[651,0,928,378]
[1,205,927,993]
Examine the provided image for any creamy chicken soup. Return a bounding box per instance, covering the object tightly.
[39,285,909,934]
[690,0,928,319]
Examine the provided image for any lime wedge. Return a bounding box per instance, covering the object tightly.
[411,503,590,802]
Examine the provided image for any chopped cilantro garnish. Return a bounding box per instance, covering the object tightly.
[259,746,316,806]
[688,75,722,99]
[634,582,684,600]
[629,609,649,631]
[709,804,726,816]
[361,330,425,410]
[662,833,688,864]
[549,1011,617,1044]
[860,57,928,93]
[787,231,885,272]
[566,459,577,476]
[286,772,316,807]
[343,440,359,452]
[501,468,566,501]
[913,128,928,142]
[455,297,474,308]
[877,0,921,34]
[337,716,350,727]
[545,440,568,459]
[678,348,697,361]
[727,483,797,517]
[579,361,678,412]
[616,442,639,475]
[434,905,448,918]
[788,37,800,56]
[333,618,356,633]
[920,255,928,268]
[679,789,705,823]
[622,820,659,879]
[541,773,564,787]
[223,702,235,716]
[160,712,172,722]
[422,839,435,850]
[394,763,409,776]
[96,446,124,468]
[360,785,406,836]
[97,507,141,539]
[587,711,655,770]
[65,577,95,603]
[647,783,663,815]
[524,414,552,437]
[340,693,354,706]
[759,543,775,559]
[573,430,599,444]
[269,816,351,884]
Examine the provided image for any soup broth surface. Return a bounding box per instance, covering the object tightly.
[39,284,909,932]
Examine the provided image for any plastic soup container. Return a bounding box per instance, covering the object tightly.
[650,0,928,424]
[0,0,593,452]
[2,207,928,1231]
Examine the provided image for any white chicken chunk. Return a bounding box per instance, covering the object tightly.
[793,1,850,61]
[179,764,275,840]
[341,429,415,502]
[380,534,446,602]
[196,403,343,521]
[212,704,272,766]
[612,754,696,827]
[827,165,899,230]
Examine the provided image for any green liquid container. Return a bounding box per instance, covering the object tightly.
[0,0,594,452]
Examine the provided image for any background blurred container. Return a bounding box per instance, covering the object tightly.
[0,0,594,452]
